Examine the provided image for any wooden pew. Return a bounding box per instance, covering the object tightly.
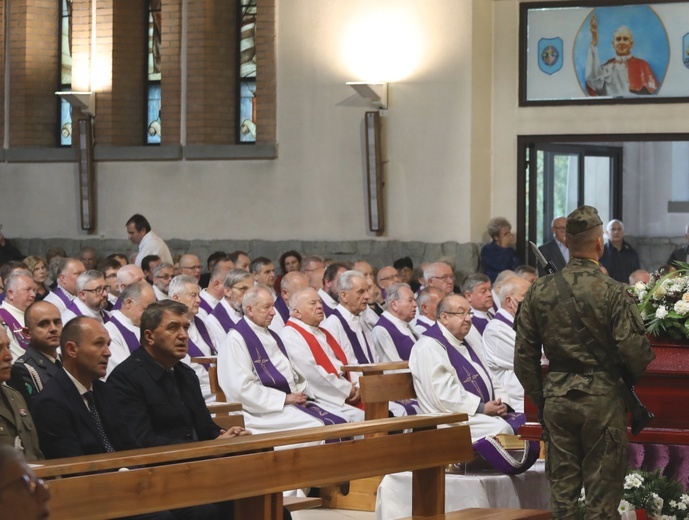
[33,414,472,520]
[191,355,245,430]
[402,509,552,519]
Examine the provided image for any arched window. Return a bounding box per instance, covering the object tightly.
[59,0,72,146]
[147,0,162,144]
[238,0,257,143]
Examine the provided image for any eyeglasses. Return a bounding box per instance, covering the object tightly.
[82,286,109,294]
[443,310,473,320]
[429,275,456,282]
[156,274,174,280]
[0,474,49,495]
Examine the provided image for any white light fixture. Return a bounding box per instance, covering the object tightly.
[56,91,96,117]
[346,82,388,110]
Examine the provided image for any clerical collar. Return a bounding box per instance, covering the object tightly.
[438,322,464,348]
[246,316,269,333]
[288,317,320,334]
[614,54,631,63]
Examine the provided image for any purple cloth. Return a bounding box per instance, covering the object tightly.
[109,315,140,354]
[53,286,73,306]
[471,315,490,335]
[492,312,513,328]
[414,320,431,331]
[199,297,213,315]
[210,302,236,333]
[375,314,415,361]
[331,309,374,364]
[322,304,335,318]
[233,318,346,426]
[274,297,290,323]
[0,308,29,350]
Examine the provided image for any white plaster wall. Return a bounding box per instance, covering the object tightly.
[492,0,689,238]
[0,0,477,244]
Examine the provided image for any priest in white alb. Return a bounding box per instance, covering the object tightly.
[207,268,252,345]
[371,283,419,363]
[218,285,350,436]
[279,287,364,423]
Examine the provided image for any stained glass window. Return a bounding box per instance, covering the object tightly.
[239,0,257,143]
[59,0,73,146]
[147,0,162,144]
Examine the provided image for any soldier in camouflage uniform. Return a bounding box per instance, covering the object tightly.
[514,205,655,519]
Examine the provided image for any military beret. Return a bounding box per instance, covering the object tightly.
[566,205,603,235]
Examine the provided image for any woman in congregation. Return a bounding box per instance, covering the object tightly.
[24,256,50,301]
[480,217,520,283]
[274,250,302,292]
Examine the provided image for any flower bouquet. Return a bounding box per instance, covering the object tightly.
[629,263,689,340]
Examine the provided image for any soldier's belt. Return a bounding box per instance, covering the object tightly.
[548,361,606,373]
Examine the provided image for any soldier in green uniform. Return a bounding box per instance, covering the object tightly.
[0,327,43,462]
[514,205,654,519]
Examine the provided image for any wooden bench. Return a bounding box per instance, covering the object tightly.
[33,414,472,520]
[403,509,552,519]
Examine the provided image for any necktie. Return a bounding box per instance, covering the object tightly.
[84,391,115,453]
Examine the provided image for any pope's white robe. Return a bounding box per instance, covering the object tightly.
[183,317,216,403]
[409,323,513,442]
[104,310,140,378]
[279,318,364,423]
[218,318,350,435]
[61,298,109,325]
[43,285,75,314]
[371,311,418,363]
[0,302,26,361]
[207,299,242,346]
[482,308,524,412]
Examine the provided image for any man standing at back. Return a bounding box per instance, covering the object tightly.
[515,205,655,519]
[126,213,173,267]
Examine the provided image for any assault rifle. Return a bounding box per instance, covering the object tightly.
[529,241,654,435]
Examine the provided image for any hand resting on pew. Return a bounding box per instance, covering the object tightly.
[217,426,251,439]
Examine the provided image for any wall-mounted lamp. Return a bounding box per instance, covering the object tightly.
[346,82,388,110]
[56,91,96,117]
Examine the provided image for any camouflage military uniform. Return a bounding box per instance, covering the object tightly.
[514,207,654,520]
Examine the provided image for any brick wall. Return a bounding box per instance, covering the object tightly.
[255,0,276,144]
[161,0,181,144]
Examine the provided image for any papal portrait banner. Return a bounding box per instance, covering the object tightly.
[520,1,689,105]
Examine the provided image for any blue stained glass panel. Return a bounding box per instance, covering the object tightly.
[60,98,72,146]
[147,83,162,144]
[239,81,256,143]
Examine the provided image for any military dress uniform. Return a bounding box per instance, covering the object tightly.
[514,205,655,520]
[8,347,62,407]
[0,383,43,462]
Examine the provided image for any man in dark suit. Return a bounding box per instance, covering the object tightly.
[32,316,138,458]
[108,300,244,447]
[9,301,63,407]
[668,223,689,268]
[538,216,569,275]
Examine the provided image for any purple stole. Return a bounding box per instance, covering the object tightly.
[375,315,415,361]
[112,297,122,311]
[0,308,29,350]
[424,324,523,433]
[210,302,237,333]
[66,300,110,323]
[322,304,335,318]
[493,311,513,328]
[471,314,490,335]
[331,309,374,364]
[53,286,74,307]
[274,297,290,323]
[109,315,140,354]
[199,295,214,315]
[187,317,217,370]
[234,318,347,426]
[415,319,432,331]
[0,294,4,304]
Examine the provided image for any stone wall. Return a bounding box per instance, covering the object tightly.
[9,237,482,278]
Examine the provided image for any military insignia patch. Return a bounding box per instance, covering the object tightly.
[683,33,689,69]
[538,37,563,75]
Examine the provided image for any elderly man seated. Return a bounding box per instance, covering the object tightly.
[371,283,419,363]
[218,286,350,436]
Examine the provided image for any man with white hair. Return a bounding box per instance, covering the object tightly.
[599,219,640,283]
[110,264,146,311]
[44,257,85,314]
[491,270,515,310]
[198,256,235,319]
[538,216,568,276]
[169,275,216,403]
[207,268,252,345]
[270,271,309,334]
[411,287,443,335]
[105,282,157,377]
[483,276,531,412]
[586,20,658,97]
[279,287,365,422]
[410,294,515,443]
[218,286,349,435]
[318,262,348,317]
[61,270,110,325]
[423,262,456,296]
[371,283,419,363]
[151,262,174,300]
[0,270,36,359]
